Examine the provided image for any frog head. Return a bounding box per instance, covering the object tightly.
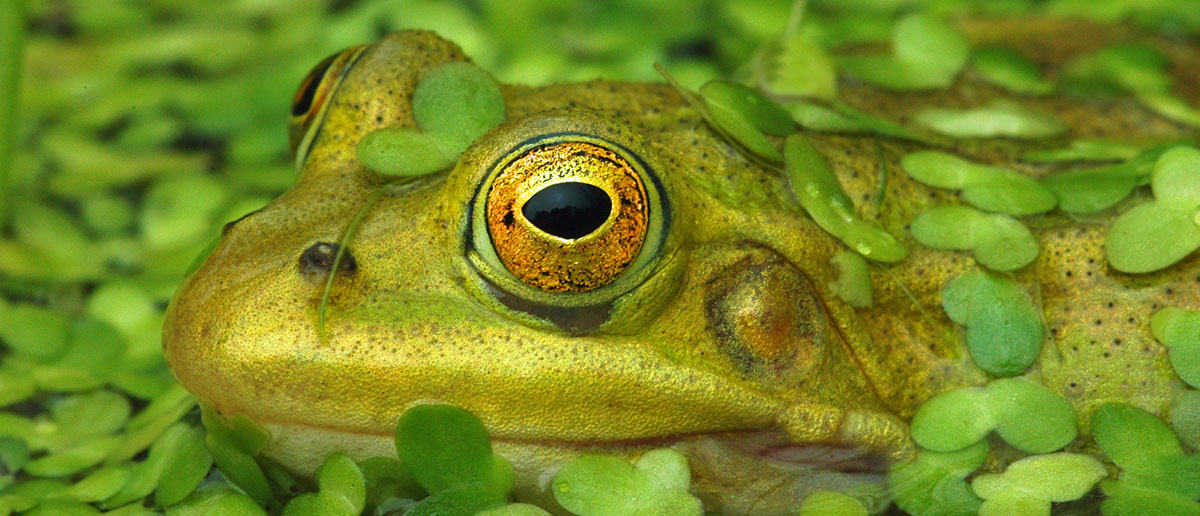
[163,31,968,513]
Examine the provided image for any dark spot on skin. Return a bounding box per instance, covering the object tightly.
[502,211,515,227]
[299,242,357,278]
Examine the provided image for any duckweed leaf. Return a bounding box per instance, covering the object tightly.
[634,449,690,492]
[1092,402,1182,470]
[887,440,988,516]
[1171,390,1200,450]
[476,503,554,516]
[356,129,456,177]
[972,47,1053,96]
[281,453,364,516]
[910,387,992,452]
[0,304,71,361]
[972,453,1105,516]
[412,61,507,155]
[699,80,791,161]
[395,404,512,500]
[164,488,268,516]
[762,35,837,101]
[942,270,1043,377]
[798,491,867,516]
[1040,166,1140,214]
[1152,308,1200,388]
[358,456,422,508]
[838,14,969,91]
[914,100,1068,139]
[1022,140,1142,163]
[784,135,908,263]
[831,102,930,143]
[358,61,506,177]
[1100,479,1200,516]
[985,377,1077,453]
[1061,44,1171,98]
[68,466,130,503]
[828,250,873,308]
[404,483,507,516]
[551,453,703,516]
[1106,146,1200,273]
[1139,91,1200,128]
[901,151,1057,215]
[785,102,871,134]
[910,205,1039,271]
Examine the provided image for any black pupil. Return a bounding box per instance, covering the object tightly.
[521,182,612,239]
[292,53,337,117]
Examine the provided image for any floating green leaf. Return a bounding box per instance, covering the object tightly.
[358,61,507,177]
[910,387,992,452]
[909,378,1075,454]
[1100,479,1200,516]
[828,250,873,308]
[1092,402,1182,470]
[1105,146,1200,273]
[1171,390,1200,450]
[1060,43,1171,98]
[910,205,1039,271]
[785,102,871,133]
[972,47,1053,95]
[914,100,1068,139]
[394,404,513,500]
[1138,91,1200,129]
[838,14,969,91]
[165,488,268,516]
[942,270,1044,376]
[902,151,1057,216]
[1022,140,1142,163]
[887,440,988,516]
[551,449,702,516]
[358,456,422,509]
[281,453,364,516]
[985,377,1077,453]
[477,503,554,516]
[699,80,793,161]
[761,35,837,101]
[972,453,1105,516]
[1152,308,1200,388]
[1039,142,1182,213]
[784,134,908,263]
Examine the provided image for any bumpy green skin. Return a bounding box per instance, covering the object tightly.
[164,20,1200,516]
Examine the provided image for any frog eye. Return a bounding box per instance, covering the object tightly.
[287,45,366,169]
[483,140,653,293]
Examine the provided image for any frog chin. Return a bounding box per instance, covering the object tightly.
[256,420,896,516]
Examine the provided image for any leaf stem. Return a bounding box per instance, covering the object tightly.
[318,185,390,344]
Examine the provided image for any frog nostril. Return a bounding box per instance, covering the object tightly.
[521,182,612,239]
[299,242,358,279]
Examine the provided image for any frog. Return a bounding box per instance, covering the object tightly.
[163,17,1200,516]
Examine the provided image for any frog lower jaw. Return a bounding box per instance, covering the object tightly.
[257,420,897,516]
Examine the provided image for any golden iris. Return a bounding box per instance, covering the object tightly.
[485,141,649,292]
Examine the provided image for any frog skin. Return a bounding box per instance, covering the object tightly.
[163,19,1200,515]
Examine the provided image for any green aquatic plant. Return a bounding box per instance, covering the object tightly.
[909,377,1076,453]
[887,440,988,516]
[552,449,702,516]
[971,47,1053,96]
[971,453,1106,516]
[838,13,970,91]
[828,250,873,308]
[1105,146,1200,273]
[784,134,908,263]
[1091,402,1200,516]
[909,205,1039,271]
[941,270,1044,377]
[357,61,507,177]
[913,100,1068,139]
[1152,307,1200,388]
[901,151,1057,216]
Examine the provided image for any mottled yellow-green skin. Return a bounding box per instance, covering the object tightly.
[164,20,1200,515]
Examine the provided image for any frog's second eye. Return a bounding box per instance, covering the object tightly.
[287,45,365,168]
[485,141,650,292]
